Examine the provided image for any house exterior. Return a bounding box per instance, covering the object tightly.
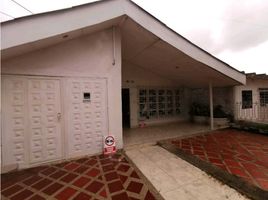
[1,0,246,170]
[234,73,268,123]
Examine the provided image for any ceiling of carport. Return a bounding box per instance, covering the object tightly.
[121,18,239,88]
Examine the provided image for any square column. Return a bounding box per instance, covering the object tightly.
[209,82,214,130]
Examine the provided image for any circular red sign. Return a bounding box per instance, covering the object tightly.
[105,136,115,146]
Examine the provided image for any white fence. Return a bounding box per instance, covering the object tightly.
[235,102,268,123]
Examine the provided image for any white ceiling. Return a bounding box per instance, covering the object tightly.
[121,18,240,88]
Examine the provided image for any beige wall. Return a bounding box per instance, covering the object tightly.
[122,61,176,87]
[2,29,114,77]
[2,28,123,150]
[122,61,189,128]
[233,79,268,103]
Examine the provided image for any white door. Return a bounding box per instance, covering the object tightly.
[28,78,62,164]
[66,78,108,157]
[2,76,63,168]
[2,77,28,167]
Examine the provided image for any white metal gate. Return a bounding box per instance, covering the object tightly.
[66,78,108,158]
[2,76,63,168]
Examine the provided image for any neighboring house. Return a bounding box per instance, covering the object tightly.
[1,0,246,170]
[234,73,268,123]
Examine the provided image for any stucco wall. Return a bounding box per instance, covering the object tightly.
[233,78,268,121]
[2,29,114,77]
[2,28,123,150]
[233,79,268,103]
[122,61,189,127]
[122,62,176,87]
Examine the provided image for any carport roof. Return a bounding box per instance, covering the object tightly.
[1,0,246,86]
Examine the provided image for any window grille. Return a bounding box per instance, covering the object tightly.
[139,88,181,120]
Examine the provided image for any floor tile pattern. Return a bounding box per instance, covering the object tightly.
[171,129,268,191]
[1,153,157,200]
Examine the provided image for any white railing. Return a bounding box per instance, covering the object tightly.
[235,102,268,123]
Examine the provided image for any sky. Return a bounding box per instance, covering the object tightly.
[1,0,268,74]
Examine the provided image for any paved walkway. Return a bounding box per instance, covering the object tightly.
[126,145,249,200]
[171,129,268,191]
[1,153,159,200]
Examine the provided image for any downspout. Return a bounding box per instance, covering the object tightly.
[112,26,116,66]
[209,82,214,130]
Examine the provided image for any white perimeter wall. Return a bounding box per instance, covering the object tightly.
[122,62,190,127]
[1,27,123,149]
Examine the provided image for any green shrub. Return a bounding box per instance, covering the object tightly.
[189,103,228,118]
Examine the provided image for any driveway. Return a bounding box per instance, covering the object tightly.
[126,145,248,200]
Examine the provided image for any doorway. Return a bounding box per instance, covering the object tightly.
[122,88,130,128]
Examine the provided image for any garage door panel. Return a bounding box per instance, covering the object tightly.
[2,77,28,166]
[67,78,108,157]
[2,76,63,168]
[3,76,108,168]
[28,79,62,164]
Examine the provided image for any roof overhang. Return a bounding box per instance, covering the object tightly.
[1,0,246,86]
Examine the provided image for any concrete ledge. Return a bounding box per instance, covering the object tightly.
[122,150,165,200]
[1,164,18,174]
[157,141,268,200]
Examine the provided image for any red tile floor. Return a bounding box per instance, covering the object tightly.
[171,129,268,191]
[1,153,158,200]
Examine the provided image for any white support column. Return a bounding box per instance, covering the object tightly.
[209,82,214,130]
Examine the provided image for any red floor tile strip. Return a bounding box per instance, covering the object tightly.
[171,129,268,191]
[1,153,158,200]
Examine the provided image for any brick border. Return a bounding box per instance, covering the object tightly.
[157,140,268,200]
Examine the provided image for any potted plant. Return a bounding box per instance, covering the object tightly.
[213,105,229,127]
[190,103,229,127]
[189,102,209,124]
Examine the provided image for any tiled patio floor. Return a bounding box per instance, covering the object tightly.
[1,153,159,200]
[171,129,268,191]
[124,122,209,147]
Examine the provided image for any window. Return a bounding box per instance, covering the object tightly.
[139,88,181,119]
[242,90,252,109]
[259,88,268,107]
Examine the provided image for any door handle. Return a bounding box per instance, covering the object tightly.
[57,113,61,121]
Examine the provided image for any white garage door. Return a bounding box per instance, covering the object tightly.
[2,76,63,168]
[66,78,108,157]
